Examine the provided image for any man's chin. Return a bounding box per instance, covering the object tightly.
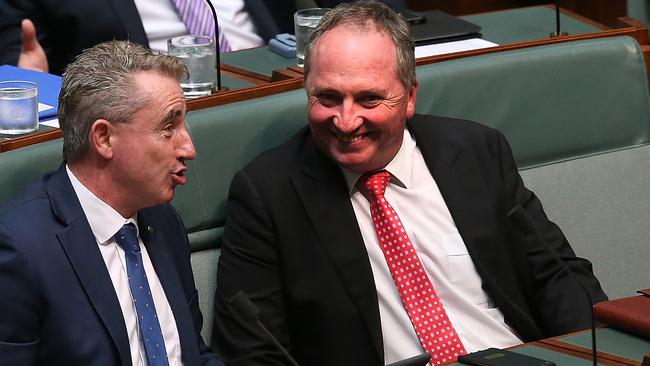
[322,145,380,173]
[157,187,177,205]
[334,156,378,174]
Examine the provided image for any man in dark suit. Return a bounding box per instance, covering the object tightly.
[212,1,607,365]
[0,0,246,75]
[0,40,224,366]
[245,0,406,42]
[0,0,150,75]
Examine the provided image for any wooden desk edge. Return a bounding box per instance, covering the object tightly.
[0,129,62,153]
[186,77,303,111]
[0,78,305,152]
[540,328,643,366]
[534,341,629,366]
[221,63,272,83]
[439,341,627,366]
[415,25,648,66]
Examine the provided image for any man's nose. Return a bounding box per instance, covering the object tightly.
[333,101,362,133]
[176,125,197,160]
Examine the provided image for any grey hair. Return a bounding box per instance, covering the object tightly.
[303,0,415,90]
[58,40,187,162]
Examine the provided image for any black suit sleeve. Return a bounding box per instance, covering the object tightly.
[243,0,297,42]
[213,170,289,366]
[0,0,149,75]
[494,129,607,336]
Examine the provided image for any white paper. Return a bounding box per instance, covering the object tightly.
[38,102,54,113]
[414,38,498,59]
[39,118,59,128]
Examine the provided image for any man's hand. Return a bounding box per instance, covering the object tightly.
[17,19,48,73]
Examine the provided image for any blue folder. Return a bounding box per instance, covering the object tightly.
[0,64,62,120]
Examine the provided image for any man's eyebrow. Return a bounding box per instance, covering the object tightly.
[159,109,184,126]
[355,88,385,96]
[309,87,386,98]
[310,86,341,95]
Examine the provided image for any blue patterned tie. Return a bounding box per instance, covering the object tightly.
[171,0,231,52]
[115,223,169,366]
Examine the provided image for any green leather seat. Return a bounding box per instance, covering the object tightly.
[415,36,650,168]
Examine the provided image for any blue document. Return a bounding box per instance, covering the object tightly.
[0,64,62,120]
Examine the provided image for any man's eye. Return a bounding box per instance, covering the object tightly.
[162,124,174,137]
[358,95,382,107]
[317,94,340,106]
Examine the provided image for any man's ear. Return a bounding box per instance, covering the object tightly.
[89,119,113,159]
[405,80,418,119]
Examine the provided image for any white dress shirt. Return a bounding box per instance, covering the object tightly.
[341,130,522,364]
[134,0,264,52]
[66,166,183,366]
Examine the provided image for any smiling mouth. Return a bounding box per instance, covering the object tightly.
[334,132,367,143]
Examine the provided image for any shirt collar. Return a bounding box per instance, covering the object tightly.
[66,165,138,245]
[341,129,417,194]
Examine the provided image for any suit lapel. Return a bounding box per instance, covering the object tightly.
[291,138,384,361]
[48,165,132,366]
[410,116,545,340]
[408,117,503,278]
[105,0,149,47]
[138,211,200,365]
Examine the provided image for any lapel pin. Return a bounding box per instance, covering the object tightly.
[147,225,155,235]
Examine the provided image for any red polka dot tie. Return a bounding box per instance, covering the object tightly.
[360,170,467,365]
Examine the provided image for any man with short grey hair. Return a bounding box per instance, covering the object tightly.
[0,40,224,366]
[214,1,606,366]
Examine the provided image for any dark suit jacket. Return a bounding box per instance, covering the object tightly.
[242,0,297,43]
[243,0,407,43]
[213,114,607,366]
[0,164,223,366]
[0,0,148,75]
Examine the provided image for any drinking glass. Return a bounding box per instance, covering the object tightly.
[0,81,39,135]
[168,35,216,98]
[294,8,330,67]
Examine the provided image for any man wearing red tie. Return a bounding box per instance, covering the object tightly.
[213,1,607,365]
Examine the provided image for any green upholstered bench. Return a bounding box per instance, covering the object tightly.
[176,91,307,341]
[415,36,650,169]
[1,36,648,344]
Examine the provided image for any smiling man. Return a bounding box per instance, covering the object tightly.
[213,2,606,366]
[0,41,224,366]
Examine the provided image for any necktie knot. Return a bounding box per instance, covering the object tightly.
[360,170,391,199]
[115,223,140,253]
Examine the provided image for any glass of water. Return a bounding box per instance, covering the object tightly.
[294,8,330,67]
[167,35,216,98]
[0,81,39,135]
